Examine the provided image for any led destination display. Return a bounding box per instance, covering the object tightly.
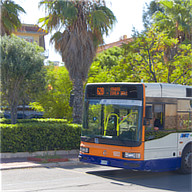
[86,84,142,99]
[96,86,128,96]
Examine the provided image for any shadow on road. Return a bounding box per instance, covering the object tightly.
[60,162,101,170]
[87,168,192,192]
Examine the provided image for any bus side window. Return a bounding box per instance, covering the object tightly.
[177,100,192,130]
[144,104,153,131]
[165,104,177,130]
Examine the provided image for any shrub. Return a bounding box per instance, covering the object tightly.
[1,120,81,153]
[0,118,68,124]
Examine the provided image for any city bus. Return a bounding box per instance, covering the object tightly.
[79,83,192,173]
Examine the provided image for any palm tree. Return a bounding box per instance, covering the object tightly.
[154,0,192,43]
[0,0,25,36]
[39,0,116,124]
[142,0,164,30]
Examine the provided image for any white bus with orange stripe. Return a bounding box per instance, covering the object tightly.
[79,83,192,173]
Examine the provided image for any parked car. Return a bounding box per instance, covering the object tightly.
[4,113,28,119]
[28,114,44,119]
[17,113,27,119]
[4,113,11,119]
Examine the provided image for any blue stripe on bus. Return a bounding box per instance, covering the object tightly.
[79,154,181,172]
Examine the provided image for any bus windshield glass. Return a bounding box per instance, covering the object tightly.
[82,99,143,147]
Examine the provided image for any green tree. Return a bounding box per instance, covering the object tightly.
[154,0,192,44]
[20,68,46,117]
[142,0,192,79]
[1,35,45,124]
[94,46,123,69]
[87,47,122,83]
[31,65,73,121]
[88,30,191,85]
[0,0,25,35]
[88,60,116,83]
[121,27,192,84]
[39,0,116,124]
[112,0,192,85]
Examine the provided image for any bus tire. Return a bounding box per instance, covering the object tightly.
[180,144,192,174]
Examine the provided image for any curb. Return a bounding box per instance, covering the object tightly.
[0,149,79,159]
[27,157,69,162]
[1,158,85,171]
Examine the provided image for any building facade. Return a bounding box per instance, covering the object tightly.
[13,24,47,49]
[97,35,132,54]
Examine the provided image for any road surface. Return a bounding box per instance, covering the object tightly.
[2,163,192,192]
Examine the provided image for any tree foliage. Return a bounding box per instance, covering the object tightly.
[122,27,192,84]
[143,0,164,30]
[88,30,191,85]
[153,0,192,44]
[94,46,123,69]
[30,65,73,121]
[1,35,45,124]
[141,0,192,84]
[88,47,123,83]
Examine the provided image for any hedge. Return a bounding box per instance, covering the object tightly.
[0,118,68,124]
[1,120,81,153]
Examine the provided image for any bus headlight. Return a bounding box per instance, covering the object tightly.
[123,152,141,159]
[80,147,89,153]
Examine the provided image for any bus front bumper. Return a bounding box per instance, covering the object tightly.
[79,153,144,170]
[79,154,181,172]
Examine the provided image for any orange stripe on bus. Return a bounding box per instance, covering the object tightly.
[80,141,144,161]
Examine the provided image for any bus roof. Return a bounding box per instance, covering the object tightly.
[144,83,192,98]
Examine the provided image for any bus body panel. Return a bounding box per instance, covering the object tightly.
[144,133,178,160]
[178,133,192,156]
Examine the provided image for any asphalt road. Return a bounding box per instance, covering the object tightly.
[2,163,192,192]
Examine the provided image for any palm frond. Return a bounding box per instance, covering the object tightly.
[1,0,25,35]
[38,0,77,32]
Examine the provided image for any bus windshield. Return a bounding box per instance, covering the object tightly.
[82,99,143,147]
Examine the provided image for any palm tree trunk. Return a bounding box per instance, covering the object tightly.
[72,75,84,124]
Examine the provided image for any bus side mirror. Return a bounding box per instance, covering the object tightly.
[145,106,152,119]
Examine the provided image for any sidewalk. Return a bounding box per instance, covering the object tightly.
[0,151,83,170]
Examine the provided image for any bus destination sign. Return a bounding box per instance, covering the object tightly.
[86,84,139,99]
[97,87,128,96]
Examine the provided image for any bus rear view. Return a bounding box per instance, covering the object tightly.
[79,83,192,173]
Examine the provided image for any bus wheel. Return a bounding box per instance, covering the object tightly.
[180,145,192,174]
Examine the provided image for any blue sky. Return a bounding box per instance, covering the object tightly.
[15,0,152,61]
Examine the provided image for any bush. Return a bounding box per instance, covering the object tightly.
[1,120,81,153]
[0,118,68,124]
